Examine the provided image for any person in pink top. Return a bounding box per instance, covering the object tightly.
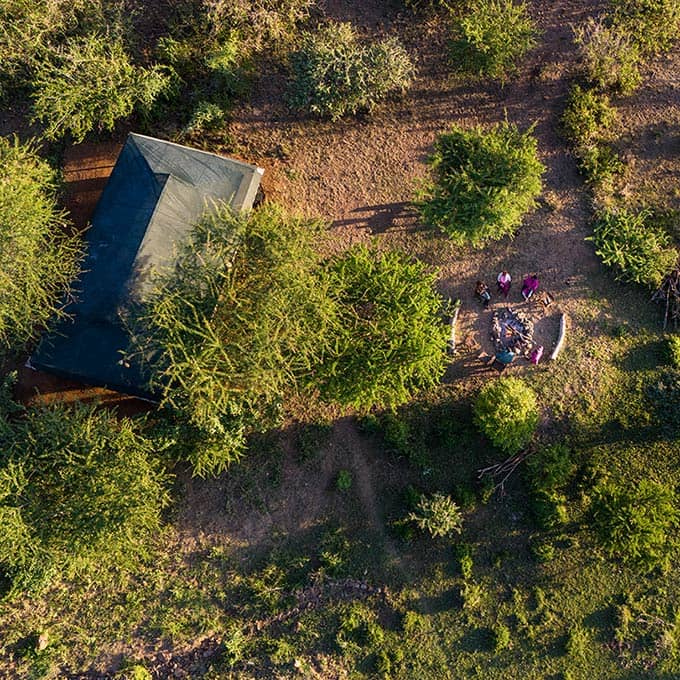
[497,270,511,298]
[521,274,539,301]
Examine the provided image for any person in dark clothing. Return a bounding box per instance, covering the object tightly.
[475,280,491,308]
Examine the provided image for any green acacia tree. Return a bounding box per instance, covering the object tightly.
[450,0,537,82]
[135,203,335,476]
[0,135,81,354]
[316,245,448,411]
[417,121,544,247]
[32,33,170,142]
[0,389,171,594]
[591,479,678,570]
[589,209,677,287]
[473,377,539,454]
[288,22,414,120]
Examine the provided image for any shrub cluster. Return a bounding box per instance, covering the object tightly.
[450,0,537,82]
[573,18,641,94]
[0,393,170,594]
[0,136,81,354]
[154,0,317,137]
[473,377,539,454]
[561,85,625,191]
[287,22,414,120]
[610,0,680,55]
[589,209,677,288]
[418,122,544,247]
[591,479,679,570]
[136,204,448,475]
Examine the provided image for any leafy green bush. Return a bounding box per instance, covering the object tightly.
[611,0,680,54]
[455,542,474,579]
[576,142,625,191]
[135,203,333,476]
[0,136,81,354]
[562,85,617,147]
[526,444,576,529]
[573,18,641,94]
[417,122,544,247]
[589,209,677,287]
[336,602,386,659]
[491,623,511,652]
[450,0,537,82]
[667,335,680,368]
[369,412,430,469]
[530,489,569,529]
[565,624,590,659]
[407,492,463,538]
[336,469,352,491]
[473,377,539,454]
[319,527,352,576]
[0,403,170,594]
[32,34,170,142]
[647,370,680,435]
[526,443,576,491]
[591,479,678,570]
[316,245,448,411]
[287,22,414,120]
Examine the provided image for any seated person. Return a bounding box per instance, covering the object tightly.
[529,345,544,365]
[497,270,511,298]
[495,348,516,365]
[475,280,491,308]
[521,274,540,301]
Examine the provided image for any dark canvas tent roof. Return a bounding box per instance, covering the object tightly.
[30,133,263,400]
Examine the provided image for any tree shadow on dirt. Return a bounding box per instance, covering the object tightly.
[330,201,424,233]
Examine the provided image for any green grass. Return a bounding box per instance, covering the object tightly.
[2,279,679,679]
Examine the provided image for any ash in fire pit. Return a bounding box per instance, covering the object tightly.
[492,308,534,355]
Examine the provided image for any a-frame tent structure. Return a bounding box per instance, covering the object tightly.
[30,133,263,400]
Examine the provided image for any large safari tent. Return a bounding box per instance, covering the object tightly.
[30,133,263,399]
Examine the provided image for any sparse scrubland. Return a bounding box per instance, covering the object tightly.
[1,0,680,678]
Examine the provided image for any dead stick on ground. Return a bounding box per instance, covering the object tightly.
[478,449,532,495]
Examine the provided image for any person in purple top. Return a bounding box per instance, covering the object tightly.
[521,274,539,302]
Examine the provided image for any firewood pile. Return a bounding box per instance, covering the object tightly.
[652,269,680,329]
[492,308,534,353]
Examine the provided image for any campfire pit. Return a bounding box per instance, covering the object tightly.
[492,308,534,355]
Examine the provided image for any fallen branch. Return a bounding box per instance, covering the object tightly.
[477,449,533,495]
[550,313,567,360]
[447,298,461,355]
